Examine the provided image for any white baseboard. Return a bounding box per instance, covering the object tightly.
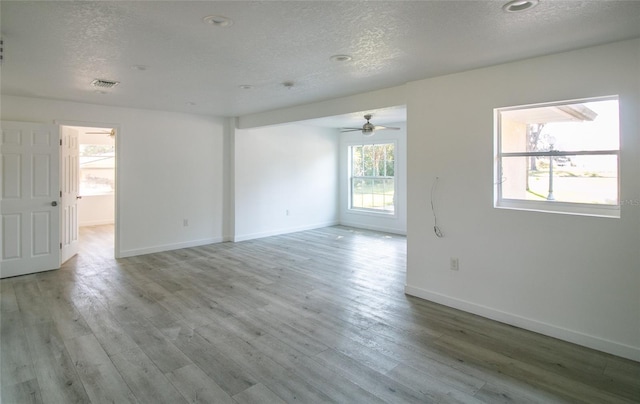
[338,220,406,235]
[233,220,339,242]
[119,237,225,258]
[404,285,640,362]
[80,220,114,227]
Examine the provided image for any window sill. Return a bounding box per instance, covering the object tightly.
[495,199,620,218]
[347,208,397,218]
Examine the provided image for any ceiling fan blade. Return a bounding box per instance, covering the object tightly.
[373,126,400,131]
[340,128,364,132]
[86,129,115,137]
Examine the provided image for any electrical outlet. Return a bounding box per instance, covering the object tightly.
[450,258,459,271]
[183,219,189,227]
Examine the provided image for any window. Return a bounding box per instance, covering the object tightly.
[79,144,115,195]
[495,96,620,217]
[349,143,395,213]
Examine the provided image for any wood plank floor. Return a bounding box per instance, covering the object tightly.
[1,224,639,403]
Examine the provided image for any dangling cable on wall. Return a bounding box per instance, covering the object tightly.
[431,177,444,238]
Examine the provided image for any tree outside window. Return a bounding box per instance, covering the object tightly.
[350,143,395,213]
[496,97,619,217]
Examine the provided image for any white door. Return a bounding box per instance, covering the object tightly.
[1,121,60,278]
[61,126,79,263]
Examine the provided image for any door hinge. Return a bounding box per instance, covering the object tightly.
[60,243,62,249]
[60,190,62,197]
[60,139,62,146]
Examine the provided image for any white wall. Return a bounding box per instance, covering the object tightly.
[234,123,339,241]
[237,84,409,236]
[78,195,114,226]
[1,95,228,257]
[405,39,640,360]
[339,123,407,234]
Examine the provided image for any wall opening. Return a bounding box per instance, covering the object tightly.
[63,125,116,260]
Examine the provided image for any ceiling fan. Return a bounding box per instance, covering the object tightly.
[340,114,400,136]
[86,128,116,138]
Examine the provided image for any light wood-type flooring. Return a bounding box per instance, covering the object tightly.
[1,225,639,403]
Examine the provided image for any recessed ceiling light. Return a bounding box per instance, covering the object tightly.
[203,15,233,27]
[238,84,253,90]
[131,65,148,71]
[502,0,539,12]
[282,81,295,89]
[330,54,353,62]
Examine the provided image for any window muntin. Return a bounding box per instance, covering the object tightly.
[496,97,620,217]
[350,143,395,213]
[79,144,115,196]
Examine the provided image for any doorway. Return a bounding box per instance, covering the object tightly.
[61,125,116,261]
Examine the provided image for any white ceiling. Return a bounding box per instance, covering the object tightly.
[2,1,639,127]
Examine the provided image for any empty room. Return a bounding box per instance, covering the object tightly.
[1,1,639,403]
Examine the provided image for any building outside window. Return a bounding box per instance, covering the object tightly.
[495,96,619,217]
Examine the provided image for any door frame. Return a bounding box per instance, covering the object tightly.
[55,120,121,259]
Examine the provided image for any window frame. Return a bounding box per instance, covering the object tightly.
[347,141,398,216]
[494,96,621,218]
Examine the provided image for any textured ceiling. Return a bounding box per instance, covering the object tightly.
[1,1,639,123]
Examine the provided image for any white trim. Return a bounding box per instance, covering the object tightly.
[118,237,225,258]
[80,220,114,227]
[494,96,620,219]
[233,220,339,242]
[346,207,398,218]
[347,140,398,217]
[496,94,619,113]
[496,199,620,218]
[338,220,406,236]
[404,285,640,362]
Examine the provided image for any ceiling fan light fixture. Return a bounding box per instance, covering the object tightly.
[203,15,233,27]
[330,54,352,62]
[363,122,375,132]
[85,128,116,138]
[502,0,539,12]
[340,113,400,135]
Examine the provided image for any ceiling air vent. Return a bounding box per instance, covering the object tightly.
[91,79,120,88]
